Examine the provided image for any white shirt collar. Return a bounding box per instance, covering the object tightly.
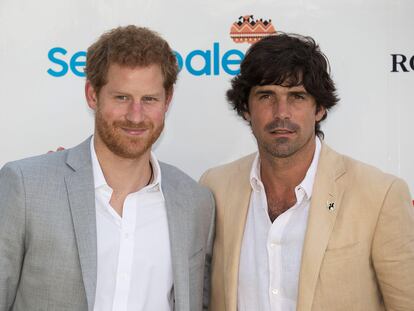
[90,136,162,190]
[250,136,322,199]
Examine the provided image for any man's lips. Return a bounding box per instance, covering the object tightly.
[121,127,148,135]
[269,128,295,135]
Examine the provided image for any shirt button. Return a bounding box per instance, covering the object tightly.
[270,241,279,248]
[124,233,130,239]
[272,288,279,295]
[121,273,129,281]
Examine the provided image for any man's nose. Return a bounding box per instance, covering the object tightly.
[126,100,144,123]
[272,97,291,119]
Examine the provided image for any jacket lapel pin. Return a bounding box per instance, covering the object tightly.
[327,201,335,211]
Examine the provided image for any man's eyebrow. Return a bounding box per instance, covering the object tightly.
[253,89,275,95]
[108,91,163,97]
[109,90,129,95]
[142,93,162,97]
[287,85,307,91]
[288,90,308,95]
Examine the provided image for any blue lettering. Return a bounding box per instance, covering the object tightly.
[186,50,211,76]
[222,49,244,75]
[70,51,87,77]
[47,47,68,77]
[47,43,245,77]
[213,42,220,75]
[174,51,184,71]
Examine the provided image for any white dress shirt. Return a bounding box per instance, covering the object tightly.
[91,139,173,311]
[238,138,321,311]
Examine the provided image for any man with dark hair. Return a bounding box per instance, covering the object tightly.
[201,33,414,310]
[0,25,214,311]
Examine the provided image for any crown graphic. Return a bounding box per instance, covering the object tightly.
[230,15,277,44]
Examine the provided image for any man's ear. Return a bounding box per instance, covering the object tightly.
[243,110,251,122]
[165,87,174,112]
[315,106,326,122]
[85,81,98,110]
[243,112,251,123]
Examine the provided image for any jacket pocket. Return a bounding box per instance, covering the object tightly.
[323,241,361,264]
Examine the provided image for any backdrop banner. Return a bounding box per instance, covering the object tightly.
[0,0,413,195]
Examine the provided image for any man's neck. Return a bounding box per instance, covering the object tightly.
[259,136,317,221]
[260,137,316,191]
[93,138,153,196]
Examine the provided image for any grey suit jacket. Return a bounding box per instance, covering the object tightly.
[0,138,215,311]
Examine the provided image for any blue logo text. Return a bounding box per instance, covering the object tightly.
[47,42,244,77]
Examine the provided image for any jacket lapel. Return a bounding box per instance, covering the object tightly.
[297,143,346,311]
[161,164,190,311]
[224,155,255,311]
[64,138,97,311]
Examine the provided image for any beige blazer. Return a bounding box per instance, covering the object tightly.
[200,143,414,311]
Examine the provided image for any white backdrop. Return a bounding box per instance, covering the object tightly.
[0,0,413,195]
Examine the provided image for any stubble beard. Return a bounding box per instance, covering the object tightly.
[258,130,317,161]
[255,118,314,159]
[255,118,298,158]
[95,108,164,159]
[260,136,299,158]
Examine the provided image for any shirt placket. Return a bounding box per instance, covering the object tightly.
[267,219,283,309]
[112,194,138,311]
[258,183,282,310]
[267,194,300,310]
[252,186,272,311]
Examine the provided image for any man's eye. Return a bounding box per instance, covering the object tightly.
[292,94,305,100]
[142,96,158,103]
[259,94,272,100]
[116,95,129,101]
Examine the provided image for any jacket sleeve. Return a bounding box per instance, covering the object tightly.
[372,178,414,310]
[202,190,216,311]
[0,163,26,310]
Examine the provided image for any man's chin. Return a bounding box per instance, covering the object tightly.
[261,142,296,159]
[97,125,162,159]
[103,136,151,159]
[110,145,150,159]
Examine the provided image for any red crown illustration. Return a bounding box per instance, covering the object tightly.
[230,15,277,44]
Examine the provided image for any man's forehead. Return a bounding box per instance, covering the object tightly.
[108,62,161,71]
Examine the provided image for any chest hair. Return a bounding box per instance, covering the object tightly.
[265,189,297,222]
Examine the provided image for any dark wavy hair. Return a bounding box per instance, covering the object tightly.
[85,25,178,95]
[227,33,339,138]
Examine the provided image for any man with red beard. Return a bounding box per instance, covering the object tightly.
[0,26,214,311]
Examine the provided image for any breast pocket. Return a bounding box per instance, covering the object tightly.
[323,241,361,264]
